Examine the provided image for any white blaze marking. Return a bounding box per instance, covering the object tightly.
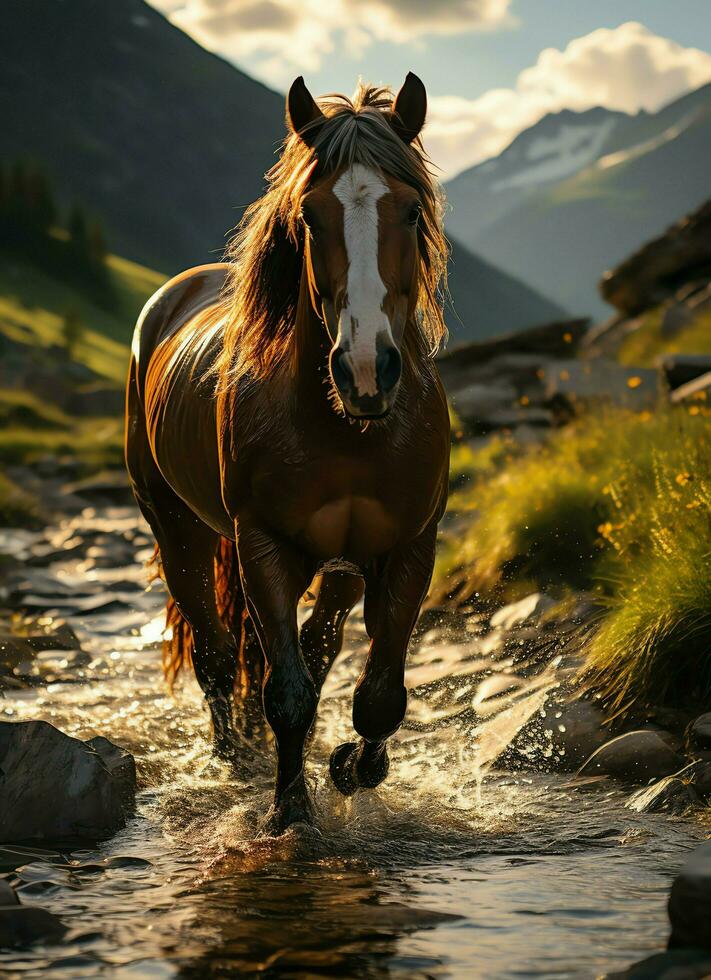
[333,164,391,397]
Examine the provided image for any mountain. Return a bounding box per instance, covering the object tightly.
[446,84,711,319]
[1,0,285,273]
[445,237,565,347]
[1,0,564,342]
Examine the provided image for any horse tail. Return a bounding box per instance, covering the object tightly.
[150,539,264,708]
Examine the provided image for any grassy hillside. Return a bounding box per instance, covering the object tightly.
[0,251,164,524]
[0,252,163,384]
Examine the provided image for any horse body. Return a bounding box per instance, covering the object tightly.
[126,74,451,834]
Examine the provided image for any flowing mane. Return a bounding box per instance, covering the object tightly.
[217,82,448,388]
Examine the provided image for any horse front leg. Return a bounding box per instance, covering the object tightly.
[329,521,438,796]
[237,515,318,836]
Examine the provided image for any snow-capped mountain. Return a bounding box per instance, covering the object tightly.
[445,84,711,319]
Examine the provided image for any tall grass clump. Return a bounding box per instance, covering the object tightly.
[436,405,711,716]
[584,410,711,716]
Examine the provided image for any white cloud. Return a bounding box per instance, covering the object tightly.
[426,22,711,177]
[149,0,514,83]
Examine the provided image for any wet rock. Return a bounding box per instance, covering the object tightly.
[690,713,711,750]
[669,842,711,951]
[628,776,700,815]
[489,593,554,632]
[0,721,136,842]
[577,730,685,783]
[0,905,67,947]
[604,948,711,979]
[544,700,608,770]
[0,879,19,905]
[600,200,711,317]
[0,846,65,873]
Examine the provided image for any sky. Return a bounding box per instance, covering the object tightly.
[148,0,711,177]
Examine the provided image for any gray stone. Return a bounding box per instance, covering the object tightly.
[0,879,19,905]
[603,948,711,979]
[628,776,700,814]
[0,905,66,947]
[669,842,711,951]
[0,721,136,842]
[690,713,711,750]
[489,593,553,632]
[544,700,609,770]
[577,730,685,783]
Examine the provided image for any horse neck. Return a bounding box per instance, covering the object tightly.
[291,266,332,406]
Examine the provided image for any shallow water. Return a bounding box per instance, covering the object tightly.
[0,508,705,979]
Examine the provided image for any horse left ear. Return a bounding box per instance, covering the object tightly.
[287,76,325,145]
[392,72,427,144]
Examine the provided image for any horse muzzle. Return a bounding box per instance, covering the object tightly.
[330,344,402,418]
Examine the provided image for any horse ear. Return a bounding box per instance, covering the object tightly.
[286,76,325,144]
[392,72,427,144]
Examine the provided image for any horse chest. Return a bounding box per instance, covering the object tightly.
[248,449,428,561]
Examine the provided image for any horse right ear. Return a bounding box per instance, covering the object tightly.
[287,76,325,145]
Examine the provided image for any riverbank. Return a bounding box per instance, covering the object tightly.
[1,504,710,977]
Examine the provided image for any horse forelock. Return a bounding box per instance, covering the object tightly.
[217,82,448,392]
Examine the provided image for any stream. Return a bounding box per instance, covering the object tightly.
[0,506,705,979]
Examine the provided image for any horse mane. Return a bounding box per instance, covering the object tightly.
[217,82,449,388]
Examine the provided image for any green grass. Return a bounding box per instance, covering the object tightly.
[0,251,164,384]
[436,405,711,718]
[0,417,124,470]
[0,471,42,527]
[0,249,163,495]
[617,305,711,366]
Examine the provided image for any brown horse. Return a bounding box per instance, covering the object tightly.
[125,74,450,835]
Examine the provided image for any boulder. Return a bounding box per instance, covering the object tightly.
[603,949,711,979]
[600,200,711,316]
[545,700,609,770]
[628,776,699,815]
[0,721,136,842]
[503,697,608,772]
[669,842,711,951]
[0,880,19,905]
[577,730,685,783]
[690,713,711,751]
[0,905,67,947]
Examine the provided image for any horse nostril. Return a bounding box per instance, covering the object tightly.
[330,347,354,393]
[376,346,402,393]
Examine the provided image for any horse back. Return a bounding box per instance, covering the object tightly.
[131,263,229,400]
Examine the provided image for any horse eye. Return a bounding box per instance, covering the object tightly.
[407,203,422,226]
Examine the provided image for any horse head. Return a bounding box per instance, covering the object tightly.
[288,74,429,419]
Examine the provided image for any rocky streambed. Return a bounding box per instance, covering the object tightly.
[1,503,711,978]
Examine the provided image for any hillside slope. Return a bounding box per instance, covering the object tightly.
[446,237,565,346]
[1,0,285,274]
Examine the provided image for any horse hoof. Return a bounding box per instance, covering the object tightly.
[329,741,359,796]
